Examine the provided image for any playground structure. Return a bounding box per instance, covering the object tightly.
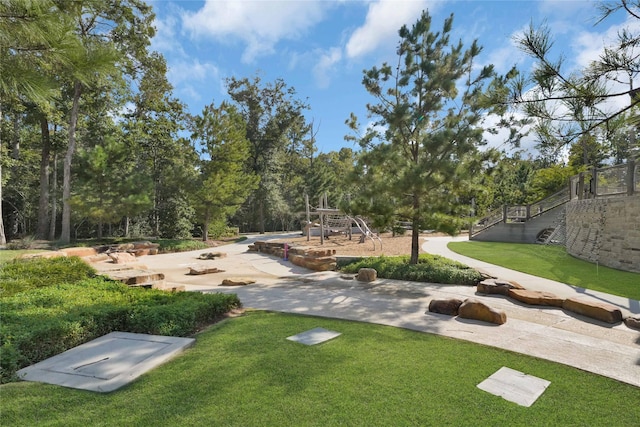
[303,194,382,250]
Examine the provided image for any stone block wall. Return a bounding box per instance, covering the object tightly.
[566,195,640,273]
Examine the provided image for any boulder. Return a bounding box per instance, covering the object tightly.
[562,297,623,324]
[132,241,159,250]
[197,252,227,260]
[458,298,507,325]
[289,254,337,271]
[507,289,564,307]
[477,279,525,296]
[357,268,377,282]
[428,298,464,316]
[108,252,137,264]
[188,266,225,275]
[18,251,66,260]
[624,316,640,331]
[59,247,97,258]
[221,278,256,286]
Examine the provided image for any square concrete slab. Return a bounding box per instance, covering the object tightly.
[16,332,195,393]
[477,367,551,407]
[287,327,341,345]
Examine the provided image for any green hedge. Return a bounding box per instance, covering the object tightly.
[0,278,241,384]
[339,253,482,286]
[0,256,96,298]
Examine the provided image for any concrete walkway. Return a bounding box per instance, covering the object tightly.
[140,234,640,388]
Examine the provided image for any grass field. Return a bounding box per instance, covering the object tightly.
[448,241,640,301]
[2,311,639,426]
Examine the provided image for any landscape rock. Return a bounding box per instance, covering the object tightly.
[624,316,640,331]
[458,298,507,325]
[507,289,564,307]
[132,241,159,250]
[108,252,137,264]
[357,268,377,282]
[221,278,256,286]
[428,298,464,316]
[477,278,525,296]
[197,252,227,260]
[59,247,97,258]
[18,251,67,260]
[188,266,225,275]
[562,297,623,324]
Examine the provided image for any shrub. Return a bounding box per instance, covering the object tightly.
[157,239,210,253]
[0,277,241,384]
[339,254,482,286]
[0,257,96,298]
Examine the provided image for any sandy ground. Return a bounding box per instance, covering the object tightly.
[269,232,452,257]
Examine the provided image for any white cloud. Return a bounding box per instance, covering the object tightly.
[313,47,343,88]
[345,0,431,59]
[167,58,220,86]
[182,0,328,63]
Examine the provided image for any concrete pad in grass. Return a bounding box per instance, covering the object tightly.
[477,367,551,407]
[287,327,341,345]
[16,332,195,393]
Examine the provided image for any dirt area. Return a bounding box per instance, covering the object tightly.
[269,232,450,257]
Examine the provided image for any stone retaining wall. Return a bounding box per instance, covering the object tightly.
[566,195,640,273]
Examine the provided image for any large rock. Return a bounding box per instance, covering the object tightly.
[357,268,377,282]
[18,251,67,260]
[289,254,336,271]
[563,298,623,324]
[477,278,525,296]
[59,247,97,258]
[458,298,507,325]
[109,252,137,264]
[221,278,256,286]
[507,289,564,307]
[624,316,640,331]
[428,298,463,316]
[188,266,225,275]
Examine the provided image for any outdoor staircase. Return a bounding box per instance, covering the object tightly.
[470,188,571,244]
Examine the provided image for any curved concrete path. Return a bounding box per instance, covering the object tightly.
[141,234,640,388]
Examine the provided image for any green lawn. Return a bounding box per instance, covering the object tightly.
[0,250,44,265]
[2,311,638,426]
[448,241,640,300]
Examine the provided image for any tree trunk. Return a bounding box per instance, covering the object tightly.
[258,198,265,234]
[60,80,83,244]
[410,195,420,265]
[0,102,6,245]
[36,115,51,239]
[48,152,58,240]
[202,206,210,241]
[124,216,130,237]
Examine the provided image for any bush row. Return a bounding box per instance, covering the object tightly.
[338,253,482,286]
[0,256,97,298]
[0,275,241,384]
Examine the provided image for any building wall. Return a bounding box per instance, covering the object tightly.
[566,195,640,273]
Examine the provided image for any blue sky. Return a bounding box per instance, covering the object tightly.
[148,0,635,155]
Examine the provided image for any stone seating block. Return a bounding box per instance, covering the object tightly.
[428,298,463,316]
[507,289,564,307]
[477,279,525,296]
[357,268,377,282]
[59,247,97,258]
[563,298,623,324]
[458,298,507,325]
[624,316,640,331]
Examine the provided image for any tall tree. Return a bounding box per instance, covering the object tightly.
[512,1,640,160]
[57,0,155,244]
[0,0,79,244]
[190,102,258,241]
[351,11,517,264]
[226,75,309,234]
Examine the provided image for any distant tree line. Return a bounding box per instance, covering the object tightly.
[1,1,638,250]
